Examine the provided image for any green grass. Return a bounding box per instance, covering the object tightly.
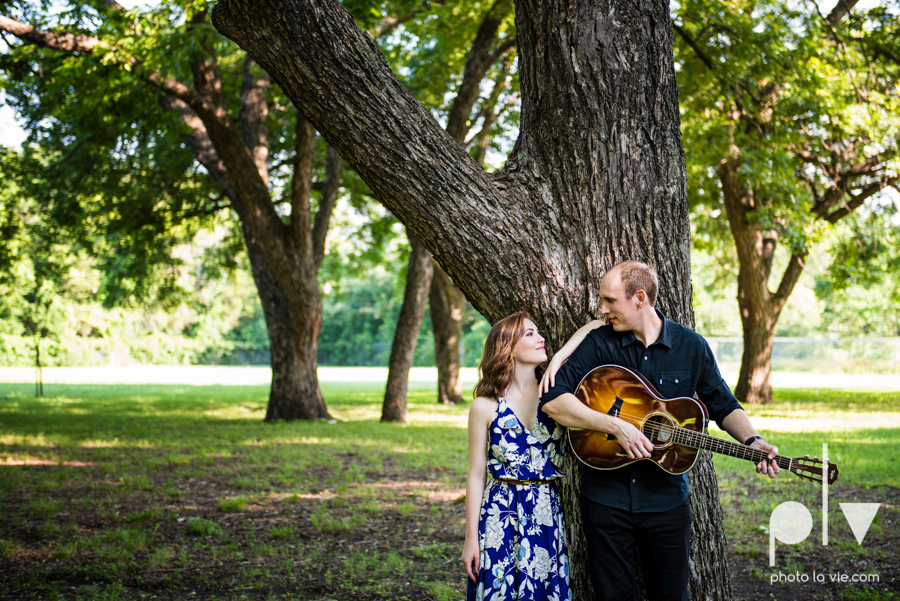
[0,379,468,600]
[1,377,897,600]
[710,388,900,486]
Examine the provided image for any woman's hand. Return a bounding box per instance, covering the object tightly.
[540,320,602,395]
[461,537,481,582]
[540,354,566,394]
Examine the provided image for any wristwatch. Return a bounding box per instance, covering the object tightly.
[744,435,763,446]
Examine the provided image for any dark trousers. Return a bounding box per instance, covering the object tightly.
[580,495,691,601]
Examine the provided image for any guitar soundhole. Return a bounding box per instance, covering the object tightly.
[644,414,675,446]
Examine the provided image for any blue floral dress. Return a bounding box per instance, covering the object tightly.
[467,397,571,601]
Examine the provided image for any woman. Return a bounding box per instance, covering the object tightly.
[461,312,571,601]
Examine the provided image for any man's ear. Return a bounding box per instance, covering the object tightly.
[635,289,647,308]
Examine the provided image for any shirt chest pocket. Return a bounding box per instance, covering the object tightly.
[657,370,692,398]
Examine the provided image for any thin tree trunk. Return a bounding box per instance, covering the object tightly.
[33,333,43,398]
[426,0,512,407]
[429,267,466,405]
[213,0,734,597]
[382,232,434,423]
[266,283,327,421]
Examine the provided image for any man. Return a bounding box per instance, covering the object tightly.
[541,260,779,601]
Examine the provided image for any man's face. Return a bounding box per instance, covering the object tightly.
[598,271,641,332]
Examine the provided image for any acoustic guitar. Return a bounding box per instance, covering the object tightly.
[568,365,839,485]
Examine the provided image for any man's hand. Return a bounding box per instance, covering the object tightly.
[751,439,781,478]
[613,419,655,459]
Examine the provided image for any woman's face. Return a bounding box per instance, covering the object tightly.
[514,319,547,365]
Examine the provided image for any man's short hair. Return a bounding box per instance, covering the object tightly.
[613,261,658,306]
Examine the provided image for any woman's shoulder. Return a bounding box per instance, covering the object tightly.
[471,396,499,410]
[469,396,499,421]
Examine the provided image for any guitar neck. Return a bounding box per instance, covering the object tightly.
[673,427,792,470]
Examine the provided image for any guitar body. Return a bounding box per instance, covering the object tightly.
[569,365,709,474]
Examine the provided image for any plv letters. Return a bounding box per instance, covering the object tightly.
[769,444,881,567]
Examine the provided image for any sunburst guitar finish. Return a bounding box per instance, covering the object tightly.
[567,365,839,484]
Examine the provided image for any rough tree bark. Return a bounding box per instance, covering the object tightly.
[382,232,434,423]
[212,0,733,598]
[0,9,343,420]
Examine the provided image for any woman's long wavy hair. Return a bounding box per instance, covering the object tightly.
[474,312,545,400]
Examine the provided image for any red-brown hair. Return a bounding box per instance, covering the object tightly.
[474,312,544,400]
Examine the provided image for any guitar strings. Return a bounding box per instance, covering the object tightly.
[595,411,792,468]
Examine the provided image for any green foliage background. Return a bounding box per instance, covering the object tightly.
[0,0,897,369]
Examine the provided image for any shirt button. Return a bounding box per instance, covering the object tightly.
[632,479,636,483]
[643,356,648,360]
[675,379,679,383]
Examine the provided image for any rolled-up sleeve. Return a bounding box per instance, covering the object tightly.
[695,338,743,426]
[540,334,601,406]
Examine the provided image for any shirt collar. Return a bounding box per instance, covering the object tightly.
[616,308,672,349]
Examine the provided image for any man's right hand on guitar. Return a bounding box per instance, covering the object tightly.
[612,419,655,459]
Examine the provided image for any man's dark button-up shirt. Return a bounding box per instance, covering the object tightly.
[541,310,743,513]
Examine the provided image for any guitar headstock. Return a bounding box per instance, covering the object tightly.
[790,455,839,485]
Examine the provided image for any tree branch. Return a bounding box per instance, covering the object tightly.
[290,113,316,258]
[445,0,513,144]
[158,96,240,207]
[211,0,508,284]
[871,43,900,67]
[312,146,343,269]
[824,177,899,223]
[773,252,807,306]
[0,14,222,123]
[368,4,425,39]
[672,21,715,71]
[825,0,860,26]
[240,55,271,186]
[0,14,102,52]
[187,9,225,107]
[489,36,516,63]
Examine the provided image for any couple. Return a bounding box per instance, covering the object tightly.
[461,261,780,601]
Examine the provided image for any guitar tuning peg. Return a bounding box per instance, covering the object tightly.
[804,454,809,458]
[814,456,819,461]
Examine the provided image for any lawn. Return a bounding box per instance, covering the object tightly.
[0,378,898,600]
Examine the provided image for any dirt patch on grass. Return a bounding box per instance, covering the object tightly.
[0,460,468,600]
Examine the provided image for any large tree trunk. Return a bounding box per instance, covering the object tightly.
[212,0,733,598]
[382,232,435,423]
[719,157,805,405]
[734,267,778,405]
[429,267,466,405]
[239,219,332,421]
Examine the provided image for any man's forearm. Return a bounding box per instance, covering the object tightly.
[720,409,763,445]
[543,393,655,459]
[542,393,618,433]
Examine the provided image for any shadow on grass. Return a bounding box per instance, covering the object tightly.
[0,382,470,492]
